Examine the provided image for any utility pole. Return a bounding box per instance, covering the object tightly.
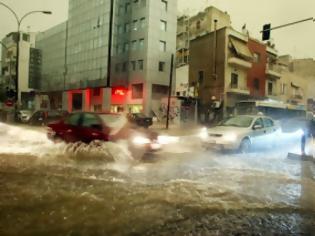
[212,19,218,80]
[166,54,174,130]
[106,0,114,88]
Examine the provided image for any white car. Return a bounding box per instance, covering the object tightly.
[200,115,280,152]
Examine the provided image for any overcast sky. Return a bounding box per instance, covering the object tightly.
[0,0,314,58]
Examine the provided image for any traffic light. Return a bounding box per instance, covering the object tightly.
[262,24,271,41]
[5,87,16,98]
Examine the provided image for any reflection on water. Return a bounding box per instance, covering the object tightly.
[0,122,315,235]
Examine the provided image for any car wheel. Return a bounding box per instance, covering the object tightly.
[239,138,251,153]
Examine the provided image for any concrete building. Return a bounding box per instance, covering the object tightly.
[189,27,253,120]
[1,31,38,108]
[36,0,177,115]
[175,6,231,97]
[36,22,67,109]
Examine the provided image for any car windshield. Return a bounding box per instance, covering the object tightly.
[220,116,253,128]
[99,114,128,135]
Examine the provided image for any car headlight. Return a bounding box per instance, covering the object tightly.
[132,136,151,145]
[199,127,208,140]
[223,133,237,142]
[157,135,179,145]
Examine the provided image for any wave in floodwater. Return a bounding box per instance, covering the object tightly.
[0,122,133,165]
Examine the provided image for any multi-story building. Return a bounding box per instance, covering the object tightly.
[36,0,177,115]
[36,22,67,109]
[189,27,253,119]
[176,6,231,96]
[1,31,38,108]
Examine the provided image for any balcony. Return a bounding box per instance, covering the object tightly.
[266,64,281,79]
[226,83,250,95]
[228,57,252,69]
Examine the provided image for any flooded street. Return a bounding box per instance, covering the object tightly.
[0,123,315,235]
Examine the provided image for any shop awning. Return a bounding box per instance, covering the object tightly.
[230,37,253,60]
[291,82,300,88]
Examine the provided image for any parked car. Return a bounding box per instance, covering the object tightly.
[29,110,69,126]
[47,112,162,155]
[200,115,280,153]
[127,113,153,128]
[17,110,33,123]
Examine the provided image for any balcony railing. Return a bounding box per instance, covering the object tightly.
[228,57,252,69]
[266,64,281,79]
[227,83,250,95]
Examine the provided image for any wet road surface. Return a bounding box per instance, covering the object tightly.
[0,122,315,235]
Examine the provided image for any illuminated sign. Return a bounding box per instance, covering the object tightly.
[113,87,127,96]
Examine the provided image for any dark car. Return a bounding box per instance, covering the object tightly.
[47,112,161,154]
[127,113,153,128]
[29,110,69,126]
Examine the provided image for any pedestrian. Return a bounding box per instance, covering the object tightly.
[300,116,315,156]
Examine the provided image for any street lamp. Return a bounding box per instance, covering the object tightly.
[0,1,52,108]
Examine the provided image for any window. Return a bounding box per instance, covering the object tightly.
[117,25,123,34]
[124,23,130,33]
[131,61,136,71]
[118,5,124,15]
[82,113,102,129]
[115,63,121,72]
[160,20,167,31]
[132,20,138,31]
[123,42,129,52]
[122,62,128,72]
[253,118,264,128]
[140,0,146,7]
[132,83,143,99]
[281,83,287,95]
[139,39,144,50]
[161,0,168,11]
[198,71,204,84]
[125,2,131,13]
[263,118,274,128]
[196,21,201,30]
[231,73,238,88]
[253,53,260,63]
[138,60,144,70]
[268,81,273,95]
[254,78,260,90]
[65,113,81,126]
[159,61,165,72]
[140,17,146,28]
[159,40,166,52]
[131,40,138,50]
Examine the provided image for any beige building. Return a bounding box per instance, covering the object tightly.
[176,6,231,96]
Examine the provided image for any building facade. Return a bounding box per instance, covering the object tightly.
[189,27,253,120]
[175,6,231,96]
[1,31,38,108]
[36,0,177,115]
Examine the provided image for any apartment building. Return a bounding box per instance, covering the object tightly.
[1,32,38,108]
[36,0,177,115]
[189,27,253,119]
[176,6,231,96]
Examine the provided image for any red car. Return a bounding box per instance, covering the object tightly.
[47,112,161,153]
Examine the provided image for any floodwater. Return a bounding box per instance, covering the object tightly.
[0,122,315,235]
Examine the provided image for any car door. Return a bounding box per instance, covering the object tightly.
[61,113,82,142]
[250,117,266,148]
[80,113,107,143]
[262,117,278,146]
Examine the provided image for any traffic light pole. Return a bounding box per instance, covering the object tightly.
[261,17,314,40]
